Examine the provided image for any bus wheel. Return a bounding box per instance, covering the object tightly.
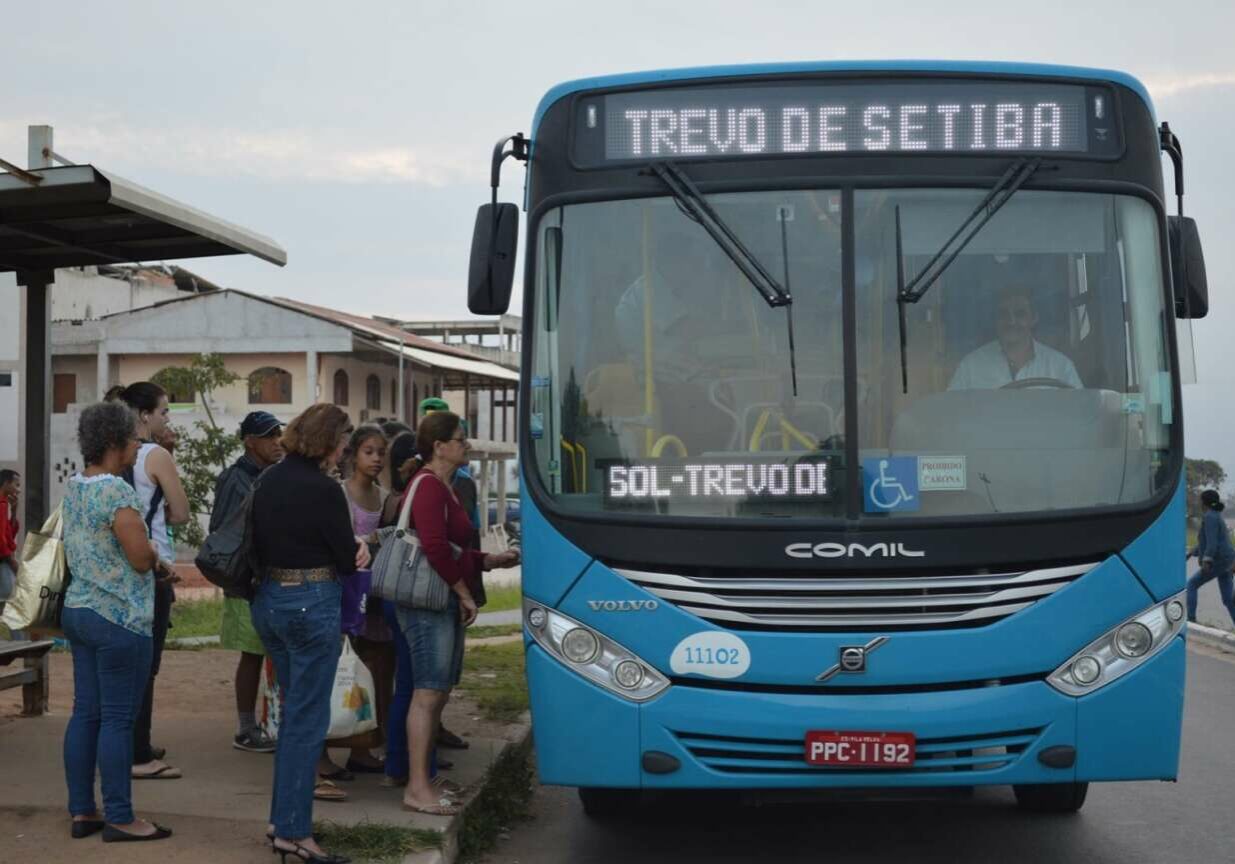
[1012,782,1089,813]
[577,787,640,818]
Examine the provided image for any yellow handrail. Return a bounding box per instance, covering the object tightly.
[651,434,688,458]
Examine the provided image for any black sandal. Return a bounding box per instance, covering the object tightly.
[102,823,173,843]
[318,767,354,782]
[70,819,105,839]
[273,839,350,864]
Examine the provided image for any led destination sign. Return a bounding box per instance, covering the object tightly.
[605,459,831,502]
[573,80,1118,164]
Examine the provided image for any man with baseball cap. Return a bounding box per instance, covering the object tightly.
[213,411,284,752]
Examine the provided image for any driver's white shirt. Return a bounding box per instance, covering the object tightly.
[948,339,1082,391]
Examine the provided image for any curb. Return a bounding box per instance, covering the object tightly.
[1189,622,1235,654]
[408,719,534,864]
[167,634,220,648]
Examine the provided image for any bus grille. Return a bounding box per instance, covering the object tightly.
[673,727,1043,775]
[615,563,1094,631]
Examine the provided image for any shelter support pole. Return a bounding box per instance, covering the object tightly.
[477,457,490,537]
[19,270,53,531]
[502,386,509,442]
[464,373,471,428]
[496,458,507,526]
[489,387,495,442]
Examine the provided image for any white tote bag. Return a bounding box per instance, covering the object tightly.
[326,636,378,740]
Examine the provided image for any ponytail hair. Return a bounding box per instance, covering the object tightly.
[400,412,462,485]
[114,381,167,414]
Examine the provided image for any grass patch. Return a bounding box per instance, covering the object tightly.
[468,623,522,640]
[458,735,535,863]
[460,640,528,723]
[313,819,442,863]
[169,597,223,640]
[481,582,522,613]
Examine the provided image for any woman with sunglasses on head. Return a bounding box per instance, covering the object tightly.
[249,404,370,864]
[394,412,519,815]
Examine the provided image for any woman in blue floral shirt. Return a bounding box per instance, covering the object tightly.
[61,401,171,844]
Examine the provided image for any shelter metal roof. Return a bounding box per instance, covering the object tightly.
[382,341,520,386]
[0,165,286,273]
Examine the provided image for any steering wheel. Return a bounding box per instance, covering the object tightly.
[999,377,1077,390]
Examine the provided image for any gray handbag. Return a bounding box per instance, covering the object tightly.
[369,473,458,611]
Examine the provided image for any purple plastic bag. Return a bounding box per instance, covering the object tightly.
[340,569,373,636]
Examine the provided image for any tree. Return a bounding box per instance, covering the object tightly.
[1185,458,1227,521]
[152,354,242,548]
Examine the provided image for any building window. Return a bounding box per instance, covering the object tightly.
[53,373,77,414]
[333,369,349,406]
[249,367,293,404]
[366,374,381,411]
[154,367,197,405]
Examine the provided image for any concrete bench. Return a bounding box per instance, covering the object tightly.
[0,639,55,716]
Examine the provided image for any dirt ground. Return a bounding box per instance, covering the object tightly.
[0,647,514,743]
[0,647,522,864]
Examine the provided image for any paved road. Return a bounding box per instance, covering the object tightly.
[484,644,1235,864]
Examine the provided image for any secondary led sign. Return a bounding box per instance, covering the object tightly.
[572,79,1118,164]
[605,459,831,502]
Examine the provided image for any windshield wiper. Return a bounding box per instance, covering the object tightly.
[645,160,800,394]
[894,157,1043,393]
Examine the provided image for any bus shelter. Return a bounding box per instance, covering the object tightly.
[1,126,286,529]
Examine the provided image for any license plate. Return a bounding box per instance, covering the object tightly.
[805,730,916,768]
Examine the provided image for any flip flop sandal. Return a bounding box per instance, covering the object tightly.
[437,727,470,749]
[432,776,464,795]
[313,780,348,802]
[318,767,355,782]
[402,798,460,817]
[131,765,182,780]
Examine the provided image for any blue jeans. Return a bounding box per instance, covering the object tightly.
[61,606,153,825]
[383,601,436,780]
[250,578,341,840]
[1186,565,1235,626]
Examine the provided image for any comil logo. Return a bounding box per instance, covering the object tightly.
[785,542,926,560]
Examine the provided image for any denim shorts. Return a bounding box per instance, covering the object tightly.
[395,594,464,692]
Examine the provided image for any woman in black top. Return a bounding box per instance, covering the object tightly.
[249,404,369,864]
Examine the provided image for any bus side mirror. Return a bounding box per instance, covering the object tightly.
[468,203,519,315]
[1170,215,1208,319]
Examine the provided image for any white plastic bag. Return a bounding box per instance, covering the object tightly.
[326,636,378,740]
[256,656,282,742]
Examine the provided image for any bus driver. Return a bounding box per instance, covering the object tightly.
[948,284,1082,391]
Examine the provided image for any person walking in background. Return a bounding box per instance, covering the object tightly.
[113,382,188,781]
[213,411,284,753]
[0,469,20,610]
[1187,488,1235,627]
[397,412,518,816]
[250,404,368,864]
[61,402,171,843]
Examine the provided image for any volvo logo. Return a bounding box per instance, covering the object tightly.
[587,600,659,612]
[785,542,925,560]
[816,637,889,682]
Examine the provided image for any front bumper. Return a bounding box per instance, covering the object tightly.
[526,635,1185,789]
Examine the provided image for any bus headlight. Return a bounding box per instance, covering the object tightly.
[1047,592,1186,696]
[524,599,669,702]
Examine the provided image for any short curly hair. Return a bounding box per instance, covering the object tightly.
[78,401,137,466]
[280,403,352,463]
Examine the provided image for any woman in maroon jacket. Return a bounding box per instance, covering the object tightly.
[396,412,518,815]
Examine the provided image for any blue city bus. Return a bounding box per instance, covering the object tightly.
[467,61,1209,815]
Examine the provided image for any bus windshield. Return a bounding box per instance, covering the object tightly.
[529,188,1174,521]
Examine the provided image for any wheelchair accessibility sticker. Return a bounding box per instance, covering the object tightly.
[863,457,920,513]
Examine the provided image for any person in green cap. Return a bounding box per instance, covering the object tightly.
[417,397,479,752]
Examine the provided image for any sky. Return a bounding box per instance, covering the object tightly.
[2,0,1233,468]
